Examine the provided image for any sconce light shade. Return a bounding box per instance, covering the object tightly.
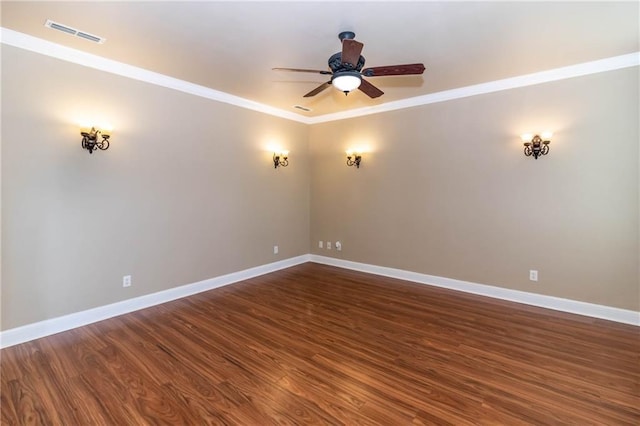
[522,133,551,159]
[273,151,289,169]
[332,71,362,94]
[81,127,110,154]
[346,151,362,168]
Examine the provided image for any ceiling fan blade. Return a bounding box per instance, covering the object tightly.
[341,39,364,67]
[273,67,333,75]
[303,81,332,97]
[358,79,384,98]
[362,63,426,77]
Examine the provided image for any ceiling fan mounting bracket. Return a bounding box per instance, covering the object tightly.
[338,31,356,41]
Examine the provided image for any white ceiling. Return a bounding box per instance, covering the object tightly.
[1,1,638,117]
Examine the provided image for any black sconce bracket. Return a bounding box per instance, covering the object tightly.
[524,135,550,159]
[273,153,289,168]
[81,127,110,154]
[346,154,362,168]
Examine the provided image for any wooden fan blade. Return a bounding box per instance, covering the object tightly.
[303,81,332,97]
[341,39,364,67]
[362,63,426,77]
[358,79,384,98]
[273,67,332,75]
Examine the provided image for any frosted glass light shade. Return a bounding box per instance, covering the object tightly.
[332,72,362,92]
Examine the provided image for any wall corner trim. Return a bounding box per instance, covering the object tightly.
[309,255,640,327]
[1,255,637,348]
[0,255,311,349]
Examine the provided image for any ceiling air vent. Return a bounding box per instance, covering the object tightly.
[44,19,106,44]
[293,105,312,112]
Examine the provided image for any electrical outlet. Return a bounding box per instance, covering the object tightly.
[529,270,538,282]
[318,241,323,249]
[273,245,279,254]
[327,241,332,250]
[123,275,132,287]
[335,241,342,251]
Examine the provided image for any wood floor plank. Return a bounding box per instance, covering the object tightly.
[1,263,639,424]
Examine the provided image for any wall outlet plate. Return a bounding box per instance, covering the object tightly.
[123,275,132,287]
[529,270,538,281]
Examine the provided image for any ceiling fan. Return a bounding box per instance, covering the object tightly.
[273,31,425,99]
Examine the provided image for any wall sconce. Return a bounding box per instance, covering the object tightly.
[521,132,552,159]
[346,151,362,168]
[273,151,289,168]
[81,127,110,154]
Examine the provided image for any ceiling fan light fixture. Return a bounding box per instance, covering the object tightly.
[332,71,362,93]
[275,32,425,99]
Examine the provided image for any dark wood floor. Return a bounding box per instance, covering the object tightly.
[2,263,639,425]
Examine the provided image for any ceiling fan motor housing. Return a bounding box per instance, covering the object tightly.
[328,52,365,72]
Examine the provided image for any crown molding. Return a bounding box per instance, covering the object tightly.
[307,52,640,124]
[0,27,313,124]
[2,27,638,125]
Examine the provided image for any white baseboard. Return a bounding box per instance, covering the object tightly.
[310,255,640,327]
[2,253,637,348]
[0,255,311,348]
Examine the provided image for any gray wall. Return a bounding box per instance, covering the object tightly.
[1,46,310,329]
[2,46,638,332]
[310,68,639,311]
